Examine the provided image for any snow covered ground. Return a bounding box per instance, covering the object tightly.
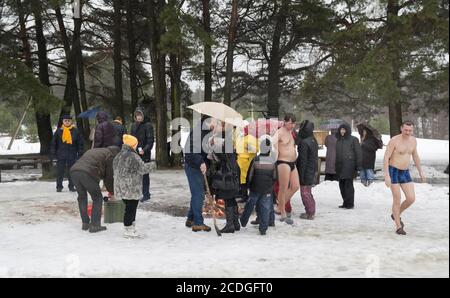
[0,170,448,278]
[1,133,448,277]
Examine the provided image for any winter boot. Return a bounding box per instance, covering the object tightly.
[233,206,241,231]
[300,213,315,220]
[124,225,140,239]
[185,219,194,228]
[89,225,107,233]
[221,207,236,234]
[251,217,260,225]
[192,224,211,232]
[81,223,90,231]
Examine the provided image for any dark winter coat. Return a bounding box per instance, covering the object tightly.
[94,111,115,148]
[50,126,84,161]
[183,121,210,169]
[246,154,278,195]
[296,121,319,186]
[210,151,241,200]
[361,135,378,170]
[112,120,127,147]
[324,134,337,174]
[130,108,154,162]
[335,123,362,180]
[113,144,152,201]
[70,146,120,194]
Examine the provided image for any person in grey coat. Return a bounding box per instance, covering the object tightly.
[335,123,362,209]
[324,129,338,181]
[113,134,153,238]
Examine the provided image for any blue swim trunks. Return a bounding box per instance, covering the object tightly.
[389,166,412,184]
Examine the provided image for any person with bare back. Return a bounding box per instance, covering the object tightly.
[384,121,426,236]
[273,113,300,225]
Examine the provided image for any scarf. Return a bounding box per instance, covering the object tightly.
[61,125,74,144]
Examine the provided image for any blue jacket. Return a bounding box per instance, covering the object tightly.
[50,127,84,160]
[183,122,209,169]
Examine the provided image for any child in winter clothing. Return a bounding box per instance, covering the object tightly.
[240,138,278,235]
[113,134,153,238]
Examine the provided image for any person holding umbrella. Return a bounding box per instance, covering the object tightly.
[184,102,246,233]
[357,123,383,186]
[183,115,216,232]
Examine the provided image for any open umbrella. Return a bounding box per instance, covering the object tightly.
[78,106,102,119]
[319,119,345,130]
[187,102,246,128]
[357,123,383,149]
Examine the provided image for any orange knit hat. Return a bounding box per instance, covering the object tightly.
[123,134,138,150]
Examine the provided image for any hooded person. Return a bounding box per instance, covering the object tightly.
[50,115,84,192]
[296,120,319,219]
[93,111,115,148]
[130,107,155,202]
[113,134,153,238]
[240,138,278,235]
[70,145,120,233]
[359,128,379,186]
[335,122,362,209]
[208,124,241,234]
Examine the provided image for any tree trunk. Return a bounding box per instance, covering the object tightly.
[77,43,90,147]
[170,53,182,167]
[387,0,402,137]
[74,1,90,147]
[202,0,212,102]
[70,17,85,134]
[267,0,288,118]
[17,0,32,68]
[223,0,238,106]
[113,0,124,119]
[54,3,83,132]
[127,0,139,115]
[31,0,54,175]
[148,0,169,168]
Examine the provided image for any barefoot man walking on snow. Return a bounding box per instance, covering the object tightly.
[273,113,300,225]
[384,121,426,235]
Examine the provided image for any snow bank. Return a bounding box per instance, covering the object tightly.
[0,137,40,155]
[318,133,449,165]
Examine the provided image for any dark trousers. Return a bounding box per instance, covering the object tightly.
[56,159,76,190]
[241,192,273,232]
[123,200,139,226]
[71,171,103,226]
[339,179,355,207]
[185,165,205,226]
[142,173,150,200]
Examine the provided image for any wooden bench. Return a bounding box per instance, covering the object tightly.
[0,154,51,182]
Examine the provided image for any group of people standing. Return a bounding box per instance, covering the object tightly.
[184,114,425,236]
[50,108,154,236]
[50,107,425,238]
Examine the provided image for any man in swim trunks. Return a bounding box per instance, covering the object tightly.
[384,121,426,236]
[273,113,300,225]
